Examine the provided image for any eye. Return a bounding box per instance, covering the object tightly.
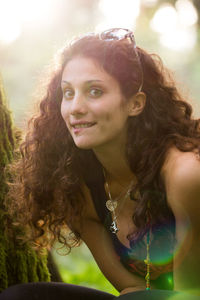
[89,88,103,98]
[63,89,74,99]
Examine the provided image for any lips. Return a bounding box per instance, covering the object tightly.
[71,122,96,129]
[69,122,96,135]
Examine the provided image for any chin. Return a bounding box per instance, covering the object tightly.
[73,138,101,150]
[75,144,93,150]
[74,140,94,150]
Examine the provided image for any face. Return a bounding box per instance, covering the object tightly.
[61,56,131,151]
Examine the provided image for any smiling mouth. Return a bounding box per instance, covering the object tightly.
[72,123,96,129]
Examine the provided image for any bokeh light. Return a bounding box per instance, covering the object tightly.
[160,27,196,51]
[176,0,198,27]
[97,0,141,31]
[150,1,198,51]
[151,4,178,34]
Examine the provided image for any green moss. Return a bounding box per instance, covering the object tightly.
[37,252,51,282]
[0,240,8,292]
[0,76,50,292]
[27,250,40,282]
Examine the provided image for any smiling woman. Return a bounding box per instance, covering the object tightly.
[3,28,200,299]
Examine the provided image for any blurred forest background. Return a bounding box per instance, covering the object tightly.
[0,0,199,296]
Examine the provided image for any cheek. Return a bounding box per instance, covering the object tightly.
[104,112,112,122]
[103,110,122,123]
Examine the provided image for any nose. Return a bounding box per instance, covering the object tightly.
[70,93,87,116]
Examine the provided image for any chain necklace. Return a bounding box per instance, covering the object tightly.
[103,168,133,234]
[103,168,152,290]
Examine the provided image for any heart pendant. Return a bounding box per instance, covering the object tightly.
[106,200,117,212]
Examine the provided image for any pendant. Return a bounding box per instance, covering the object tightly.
[106,199,117,212]
[110,220,119,234]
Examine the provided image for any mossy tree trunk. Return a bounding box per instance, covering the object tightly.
[0,77,50,292]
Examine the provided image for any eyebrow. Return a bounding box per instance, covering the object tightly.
[61,79,104,86]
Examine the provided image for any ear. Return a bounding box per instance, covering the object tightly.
[128,92,146,117]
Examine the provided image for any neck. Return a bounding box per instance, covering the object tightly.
[93,144,135,187]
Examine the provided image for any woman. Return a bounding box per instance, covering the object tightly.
[3,28,200,299]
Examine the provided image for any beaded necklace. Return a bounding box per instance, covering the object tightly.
[144,200,151,290]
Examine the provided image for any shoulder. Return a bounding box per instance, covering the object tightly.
[171,149,199,182]
[161,147,200,221]
[161,147,200,188]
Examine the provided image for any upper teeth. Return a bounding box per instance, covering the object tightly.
[74,123,93,128]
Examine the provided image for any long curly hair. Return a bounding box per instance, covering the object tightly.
[8,34,200,253]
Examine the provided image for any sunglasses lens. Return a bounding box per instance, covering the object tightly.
[100,28,130,41]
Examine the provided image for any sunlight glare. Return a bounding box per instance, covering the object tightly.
[0,0,56,44]
[16,0,55,24]
[97,0,141,31]
[0,0,21,44]
[0,18,21,44]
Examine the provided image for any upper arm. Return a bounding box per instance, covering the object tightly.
[166,153,200,228]
[165,152,200,292]
[77,184,145,292]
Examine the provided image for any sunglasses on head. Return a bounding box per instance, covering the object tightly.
[99,28,143,93]
[70,28,143,93]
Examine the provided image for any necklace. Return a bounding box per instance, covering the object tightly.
[103,168,133,234]
[103,169,152,290]
[145,200,151,290]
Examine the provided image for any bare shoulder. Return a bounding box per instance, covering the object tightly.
[161,147,200,220]
[162,147,200,190]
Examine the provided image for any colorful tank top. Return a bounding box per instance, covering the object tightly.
[84,162,174,290]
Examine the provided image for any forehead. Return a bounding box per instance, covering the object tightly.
[61,56,119,87]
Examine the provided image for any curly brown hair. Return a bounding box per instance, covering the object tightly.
[8,34,200,253]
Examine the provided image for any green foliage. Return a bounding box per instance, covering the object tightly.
[52,243,119,296]
[0,76,50,292]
